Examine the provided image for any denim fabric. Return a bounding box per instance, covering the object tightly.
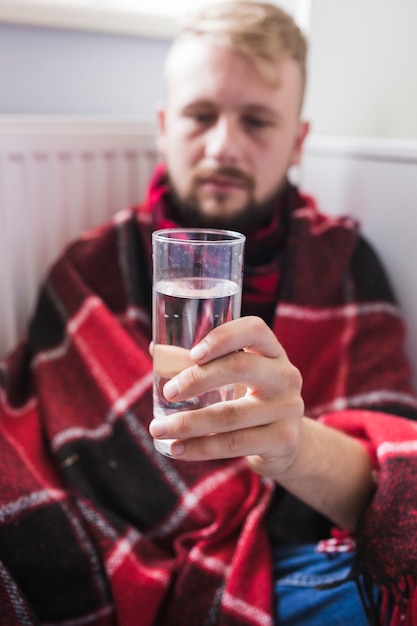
[272,543,378,625]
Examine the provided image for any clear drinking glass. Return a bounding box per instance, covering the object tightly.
[152,228,246,457]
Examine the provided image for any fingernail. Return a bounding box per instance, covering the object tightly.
[164,378,179,399]
[190,341,208,361]
[150,419,168,437]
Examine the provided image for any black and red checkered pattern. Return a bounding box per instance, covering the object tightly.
[0,166,416,625]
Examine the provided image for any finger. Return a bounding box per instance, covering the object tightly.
[150,388,303,442]
[151,394,265,440]
[163,350,302,403]
[190,316,282,363]
[168,419,298,463]
[153,343,193,378]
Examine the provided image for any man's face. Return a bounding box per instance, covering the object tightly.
[157,36,309,232]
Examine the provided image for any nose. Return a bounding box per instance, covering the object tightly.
[205,115,243,165]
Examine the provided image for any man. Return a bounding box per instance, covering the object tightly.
[1,2,417,625]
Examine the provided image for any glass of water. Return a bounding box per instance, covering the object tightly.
[152,228,246,457]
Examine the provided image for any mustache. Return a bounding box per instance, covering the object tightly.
[194,165,254,190]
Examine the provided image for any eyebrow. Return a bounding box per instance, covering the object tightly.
[241,105,281,120]
[181,100,215,112]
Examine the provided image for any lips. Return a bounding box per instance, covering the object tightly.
[198,168,253,188]
[198,175,248,191]
[194,165,254,195]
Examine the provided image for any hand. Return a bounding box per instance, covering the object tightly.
[149,316,305,477]
[149,316,374,530]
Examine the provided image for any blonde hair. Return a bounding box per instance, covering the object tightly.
[175,0,308,99]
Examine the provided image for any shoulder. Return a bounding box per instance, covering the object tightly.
[286,191,360,268]
[283,189,395,305]
[292,191,359,238]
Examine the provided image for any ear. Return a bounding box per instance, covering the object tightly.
[291,120,310,166]
[155,102,167,155]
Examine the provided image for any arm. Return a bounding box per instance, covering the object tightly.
[149,316,374,531]
[268,416,373,531]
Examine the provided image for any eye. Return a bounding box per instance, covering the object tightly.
[193,112,216,125]
[243,116,273,129]
[183,108,217,127]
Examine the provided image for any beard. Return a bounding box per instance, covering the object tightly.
[165,165,288,236]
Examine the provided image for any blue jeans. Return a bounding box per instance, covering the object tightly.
[272,543,379,625]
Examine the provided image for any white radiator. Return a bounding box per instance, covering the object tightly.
[0,117,159,357]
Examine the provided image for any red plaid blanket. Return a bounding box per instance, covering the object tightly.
[0,166,416,625]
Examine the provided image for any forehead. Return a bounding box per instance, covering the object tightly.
[164,36,302,112]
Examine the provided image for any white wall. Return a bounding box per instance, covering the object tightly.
[300,136,417,392]
[304,0,417,139]
[0,23,170,118]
